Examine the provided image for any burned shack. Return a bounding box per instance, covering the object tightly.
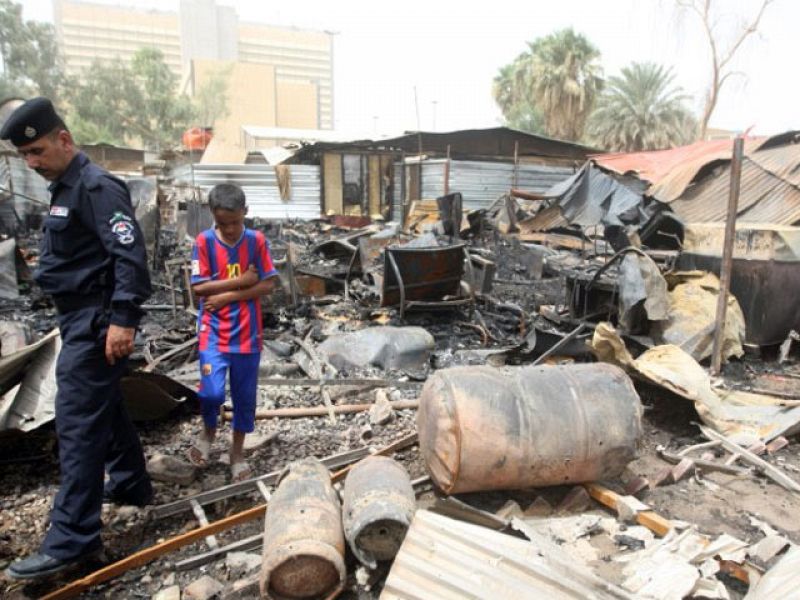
[178,127,594,224]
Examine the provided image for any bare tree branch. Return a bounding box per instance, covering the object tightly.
[678,0,772,139]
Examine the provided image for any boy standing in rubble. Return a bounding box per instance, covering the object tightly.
[188,183,277,482]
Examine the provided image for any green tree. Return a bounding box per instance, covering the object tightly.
[65,58,141,145]
[492,58,543,133]
[586,62,697,152]
[67,48,195,150]
[492,28,603,142]
[527,28,603,142]
[0,0,67,103]
[129,48,195,150]
[193,63,232,129]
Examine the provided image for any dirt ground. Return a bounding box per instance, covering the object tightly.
[2,363,798,599]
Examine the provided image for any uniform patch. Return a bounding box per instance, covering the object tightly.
[111,220,135,245]
[202,363,212,376]
[191,260,200,276]
[109,211,132,225]
[50,205,69,218]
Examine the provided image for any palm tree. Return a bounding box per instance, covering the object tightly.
[587,62,697,152]
[527,28,604,141]
[492,57,543,133]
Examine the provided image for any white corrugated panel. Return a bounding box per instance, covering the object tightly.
[405,159,573,212]
[382,510,634,600]
[449,161,572,211]
[175,164,322,220]
[0,155,50,219]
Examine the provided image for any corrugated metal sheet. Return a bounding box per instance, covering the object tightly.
[0,330,60,433]
[671,145,800,225]
[382,510,633,600]
[174,164,321,220]
[416,159,573,212]
[449,161,571,212]
[745,544,800,600]
[748,143,800,187]
[519,163,650,232]
[592,137,772,203]
[0,154,50,220]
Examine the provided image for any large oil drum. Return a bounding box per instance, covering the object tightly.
[417,363,642,494]
[260,458,345,600]
[342,456,416,569]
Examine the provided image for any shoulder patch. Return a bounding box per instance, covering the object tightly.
[49,205,69,218]
[110,212,135,245]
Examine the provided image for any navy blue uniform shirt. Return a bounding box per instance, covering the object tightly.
[35,152,151,327]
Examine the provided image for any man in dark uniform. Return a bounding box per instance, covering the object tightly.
[1,98,153,580]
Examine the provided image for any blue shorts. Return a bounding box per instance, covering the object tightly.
[198,349,260,433]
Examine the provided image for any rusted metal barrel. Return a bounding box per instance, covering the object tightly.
[260,458,345,600]
[417,363,642,494]
[342,456,416,568]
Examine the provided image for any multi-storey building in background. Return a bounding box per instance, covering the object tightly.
[53,0,334,158]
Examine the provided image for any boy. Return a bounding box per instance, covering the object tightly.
[188,183,277,482]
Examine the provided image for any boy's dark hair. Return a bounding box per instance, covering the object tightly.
[208,183,246,211]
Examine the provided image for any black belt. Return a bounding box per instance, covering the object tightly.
[52,293,108,315]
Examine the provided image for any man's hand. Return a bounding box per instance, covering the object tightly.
[205,292,233,312]
[105,324,136,365]
[237,264,259,289]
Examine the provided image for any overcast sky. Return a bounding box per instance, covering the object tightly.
[18,0,799,136]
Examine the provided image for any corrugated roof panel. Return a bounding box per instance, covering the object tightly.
[592,137,769,203]
[671,156,800,226]
[747,143,800,187]
[381,510,633,600]
[738,183,800,225]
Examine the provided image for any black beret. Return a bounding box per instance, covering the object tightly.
[0,97,66,147]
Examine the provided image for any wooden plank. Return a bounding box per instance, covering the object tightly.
[658,448,749,475]
[257,378,422,389]
[143,338,197,373]
[322,153,343,215]
[190,499,218,549]
[224,399,420,421]
[368,155,380,217]
[584,483,673,537]
[40,503,267,600]
[699,425,800,493]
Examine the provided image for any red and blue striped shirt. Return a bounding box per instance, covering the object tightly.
[190,228,277,353]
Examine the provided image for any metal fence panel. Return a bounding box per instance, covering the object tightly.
[395,160,574,215]
[175,164,322,220]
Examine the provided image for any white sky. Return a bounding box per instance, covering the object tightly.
[18,0,800,137]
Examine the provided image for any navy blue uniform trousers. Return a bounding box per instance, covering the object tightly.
[41,306,151,560]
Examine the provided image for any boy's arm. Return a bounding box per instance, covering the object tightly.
[193,265,259,296]
[203,275,277,312]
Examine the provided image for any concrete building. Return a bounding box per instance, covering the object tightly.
[53,0,334,154]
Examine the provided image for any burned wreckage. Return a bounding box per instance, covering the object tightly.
[2,129,800,599]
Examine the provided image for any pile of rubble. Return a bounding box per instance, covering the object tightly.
[2,190,800,600]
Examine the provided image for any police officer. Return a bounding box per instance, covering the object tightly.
[2,98,153,580]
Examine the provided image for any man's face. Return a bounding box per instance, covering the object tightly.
[16,130,75,181]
